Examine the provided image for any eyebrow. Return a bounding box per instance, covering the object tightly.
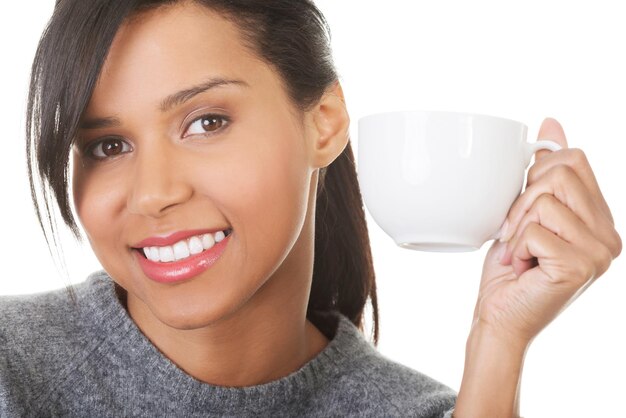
[159,77,249,112]
[80,116,121,130]
[79,77,249,130]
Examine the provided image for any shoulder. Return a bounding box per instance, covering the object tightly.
[0,271,116,345]
[0,283,85,352]
[0,272,117,363]
[354,349,456,416]
[318,313,456,417]
[0,279,96,412]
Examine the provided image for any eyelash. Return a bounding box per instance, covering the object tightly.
[83,136,131,161]
[82,113,231,161]
[183,113,231,138]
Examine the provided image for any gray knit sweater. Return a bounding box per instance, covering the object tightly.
[0,271,456,417]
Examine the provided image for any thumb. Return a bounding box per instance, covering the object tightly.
[535,117,568,161]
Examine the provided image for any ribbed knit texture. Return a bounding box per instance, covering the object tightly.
[0,271,456,417]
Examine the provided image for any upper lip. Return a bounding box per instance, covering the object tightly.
[132,227,231,248]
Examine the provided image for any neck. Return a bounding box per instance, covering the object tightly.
[129,297,327,386]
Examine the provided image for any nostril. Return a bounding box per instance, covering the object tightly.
[126,159,195,218]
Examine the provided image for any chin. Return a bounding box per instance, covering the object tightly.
[152,303,232,330]
[148,286,254,331]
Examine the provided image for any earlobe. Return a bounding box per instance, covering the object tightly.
[308,82,350,169]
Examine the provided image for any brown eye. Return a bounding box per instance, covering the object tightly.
[87,137,132,160]
[102,139,123,156]
[201,116,223,132]
[185,114,230,137]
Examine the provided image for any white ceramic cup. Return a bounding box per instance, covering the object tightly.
[357,111,562,252]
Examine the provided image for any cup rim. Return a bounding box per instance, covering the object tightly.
[357,109,527,129]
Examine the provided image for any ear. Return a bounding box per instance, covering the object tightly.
[305,81,350,169]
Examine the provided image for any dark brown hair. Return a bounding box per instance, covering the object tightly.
[27,0,379,344]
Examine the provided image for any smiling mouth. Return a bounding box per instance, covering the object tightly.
[134,228,233,263]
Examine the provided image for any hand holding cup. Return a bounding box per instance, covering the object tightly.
[475,118,622,345]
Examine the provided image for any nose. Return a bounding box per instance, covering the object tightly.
[127,142,193,218]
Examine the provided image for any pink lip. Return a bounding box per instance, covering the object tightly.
[134,233,231,284]
[133,228,230,248]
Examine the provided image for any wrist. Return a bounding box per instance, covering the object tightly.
[466,320,530,358]
[454,322,530,418]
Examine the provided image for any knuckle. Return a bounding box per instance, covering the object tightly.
[523,221,541,238]
[550,164,575,183]
[612,230,623,258]
[535,193,551,204]
[535,193,556,209]
[568,148,589,170]
[573,255,595,283]
[593,243,613,278]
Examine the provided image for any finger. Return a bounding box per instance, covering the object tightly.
[526,148,614,224]
[500,193,599,268]
[510,223,576,282]
[501,166,620,258]
[535,118,568,162]
[507,223,598,328]
[508,222,612,288]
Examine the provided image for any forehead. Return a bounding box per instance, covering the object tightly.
[87,2,270,113]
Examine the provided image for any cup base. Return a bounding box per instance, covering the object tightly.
[397,242,480,252]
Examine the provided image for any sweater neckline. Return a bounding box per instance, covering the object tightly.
[76,271,374,414]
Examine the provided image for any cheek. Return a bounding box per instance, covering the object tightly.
[73,165,128,256]
[195,127,310,264]
[237,135,307,226]
[249,137,309,270]
[265,156,308,230]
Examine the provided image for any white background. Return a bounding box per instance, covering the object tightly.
[1,1,624,416]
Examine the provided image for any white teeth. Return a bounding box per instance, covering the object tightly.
[173,241,190,261]
[149,247,159,262]
[159,246,175,263]
[188,236,203,255]
[201,233,215,250]
[141,229,229,263]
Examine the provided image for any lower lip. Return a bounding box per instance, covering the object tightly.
[134,234,231,284]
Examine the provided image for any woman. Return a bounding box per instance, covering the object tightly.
[0,0,621,417]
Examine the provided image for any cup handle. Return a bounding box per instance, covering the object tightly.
[523,139,563,167]
[489,139,563,241]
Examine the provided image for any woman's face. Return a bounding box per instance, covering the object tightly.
[72,3,321,330]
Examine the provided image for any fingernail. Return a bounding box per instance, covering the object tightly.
[499,220,510,242]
